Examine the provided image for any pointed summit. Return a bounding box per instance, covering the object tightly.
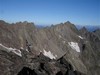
[80,26,88,33]
[64,21,71,24]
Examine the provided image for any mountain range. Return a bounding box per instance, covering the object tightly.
[0,20,100,75]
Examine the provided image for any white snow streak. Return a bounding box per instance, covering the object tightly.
[43,49,57,59]
[68,42,80,52]
[26,49,29,52]
[78,36,83,39]
[12,49,22,57]
[0,43,22,57]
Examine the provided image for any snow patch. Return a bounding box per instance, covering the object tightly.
[26,49,29,52]
[12,49,22,57]
[78,36,83,39]
[68,42,80,52]
[0,43,22,57]
[43,49,57,59]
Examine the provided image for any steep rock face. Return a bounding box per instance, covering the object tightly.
[93,29,100,39]
[0,21,36,49]
[0,20,100,75]
[79,28,100,75]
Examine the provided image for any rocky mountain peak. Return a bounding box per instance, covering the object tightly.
[80,27,88,32]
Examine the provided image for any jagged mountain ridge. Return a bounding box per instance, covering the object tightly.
[0,20,100,75]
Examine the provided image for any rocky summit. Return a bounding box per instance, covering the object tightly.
[0,20,100,75]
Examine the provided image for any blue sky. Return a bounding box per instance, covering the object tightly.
[0,0,100,26]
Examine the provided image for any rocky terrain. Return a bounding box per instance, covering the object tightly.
[0,20,100,75]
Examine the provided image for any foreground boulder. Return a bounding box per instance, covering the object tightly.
[17,53,84,75]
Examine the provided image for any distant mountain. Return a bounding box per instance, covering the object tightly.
[0,20,100,75]
[36,25,46,28]
[76,25,100,32]
[37,24,100,32]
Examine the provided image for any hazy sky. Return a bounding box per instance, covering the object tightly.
[0,0,100,26]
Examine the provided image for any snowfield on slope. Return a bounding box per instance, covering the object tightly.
[0,43,22,56]
[68,42,80,52]
[43,49,57,59]
[78,36,83,39]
